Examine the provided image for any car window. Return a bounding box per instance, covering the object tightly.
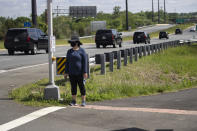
[96,30,112,35]
[6,29,27,38]
[28,29,37,38]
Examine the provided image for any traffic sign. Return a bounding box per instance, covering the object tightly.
[24,22,31,27]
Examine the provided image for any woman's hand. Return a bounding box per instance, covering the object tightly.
[83,73,88,79]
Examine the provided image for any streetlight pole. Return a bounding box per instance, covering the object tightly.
[31,0,37,27]
[158,0,160,24]
[152,0,154,22]
[44,0,60,100]
[164,0,166,23]
[126,0,129,30]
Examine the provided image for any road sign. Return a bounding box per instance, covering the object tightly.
[69,6,97,18]
[50,36,56,52]
[56,57,66,75]
[24,22,31,27]
[91,21,106,32]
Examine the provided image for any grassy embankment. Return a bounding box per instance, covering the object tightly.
[10,44,197,106]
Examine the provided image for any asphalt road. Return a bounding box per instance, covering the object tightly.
[0,25,197,131]
[0,24,178,71]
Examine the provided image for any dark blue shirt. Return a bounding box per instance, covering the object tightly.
[65,47,87,75]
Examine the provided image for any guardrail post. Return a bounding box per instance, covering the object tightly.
[134,47,138,62]
[87,54,90,78]
[161,43,164,51]
[147,45,151,55]
[117,50,121,69]
[143,46,146,56]
[158,44,161,52]
[124,49,128,66]
[109,52,114,72]
[139,46,142,58]
[129,48,133,64]
[100,54,106,75]
[155,44,158,53]
[150,45,154,54]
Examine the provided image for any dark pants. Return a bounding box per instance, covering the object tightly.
[69,75,86,96]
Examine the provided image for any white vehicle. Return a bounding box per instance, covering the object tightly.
[190,28,196,32]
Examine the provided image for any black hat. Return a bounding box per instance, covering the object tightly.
[68,35,82,45]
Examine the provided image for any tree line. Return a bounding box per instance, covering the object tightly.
[0,6,196,40]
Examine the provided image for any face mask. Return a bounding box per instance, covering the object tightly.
[71,42,77,47]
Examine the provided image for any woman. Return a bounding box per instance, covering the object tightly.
[64,35,88,106]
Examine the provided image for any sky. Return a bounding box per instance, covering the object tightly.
[0,0,196,18]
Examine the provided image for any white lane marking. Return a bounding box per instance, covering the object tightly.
[0,106,65,131]
[0,63,48,74]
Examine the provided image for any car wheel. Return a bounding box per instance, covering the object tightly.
[96,44,100,48]
[46,49,48,53]
[31,44,37,55]
[24,50,29,55]
[113,41,116,48]
[145,40,147,44]
[103,45,106,48]
[8,49,14,55]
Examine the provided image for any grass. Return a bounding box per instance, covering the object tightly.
[0,41,4,49]
[10,44,197,106]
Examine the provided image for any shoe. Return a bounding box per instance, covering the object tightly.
[81,101,86,107]
[69,100,77,106]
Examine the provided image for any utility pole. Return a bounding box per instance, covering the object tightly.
[31,0,37,27]
[126,0,129,30]
[164,0,166,23]
[152,0,154,22]
[44,0,60,100]
[158,0,160,24]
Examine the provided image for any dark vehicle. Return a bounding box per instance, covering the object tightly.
[175,28,182,34]
[95,29,122,48]
[4,28,48,55]
[159,31,169,39]
[133,32,150,44]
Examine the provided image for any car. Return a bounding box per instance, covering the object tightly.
[133,31,150,44]
[95,29,122,48]
[159,31,169,39]
[4,28,48,55]
[189,27,196,32]
[175,28,182,34]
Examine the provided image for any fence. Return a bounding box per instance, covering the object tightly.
[92,40,195,75]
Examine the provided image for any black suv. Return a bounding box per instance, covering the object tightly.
[4,28,48,55]
[175,28,182,35]
[159,31,169,39]
[95,29,122,48]
[133,32,150,44]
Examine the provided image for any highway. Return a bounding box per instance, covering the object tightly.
[0,25,197,131]
[0,24,195,72]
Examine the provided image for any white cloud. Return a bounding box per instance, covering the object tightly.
[0,0,196,18]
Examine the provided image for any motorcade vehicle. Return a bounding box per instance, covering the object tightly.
[95,29,122,48]
[4,28,48,55]
[175,28,182,34]
[159,31,169,39]
[133,31,150,44]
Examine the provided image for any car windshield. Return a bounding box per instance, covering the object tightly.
[7,29,27,38]
[134,32,144,37]
[96,30,111,35]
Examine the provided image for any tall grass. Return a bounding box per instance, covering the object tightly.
[10,44,197,106]
[0,41,4,49]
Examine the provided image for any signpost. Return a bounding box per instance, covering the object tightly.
[44,0,60,100]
